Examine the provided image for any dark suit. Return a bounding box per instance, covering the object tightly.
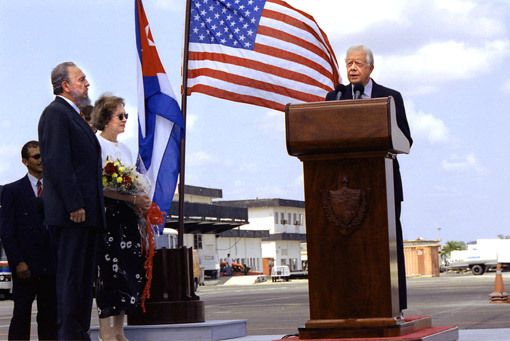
[326,80,413,311]
[38,96,105,340]
[0,175,57,340]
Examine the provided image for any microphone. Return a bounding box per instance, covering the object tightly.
[335,84,346,100]
[353,83,365,99]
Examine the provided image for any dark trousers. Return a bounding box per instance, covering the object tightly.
[55,226,98,341]
[395,201,407,311]
[8,275,57,340]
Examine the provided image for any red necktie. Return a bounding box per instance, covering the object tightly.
[37,180,43,197]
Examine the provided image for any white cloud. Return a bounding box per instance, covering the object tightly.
[301,0,507,45]
[311,0,509,89]
[501,79,510,94]
[187,114,198,130]
[255,110,285,134]
[187,151,217,167]
[0,145,25,184]
[292,0,408,36]
[377,40,510,85]
[432,185,460,195]
[442,154,487,174]
[406,101,455,146]
[0,120,11,128]
[435,0,475,13]
[154,0,184,11]
[238,161,260,174]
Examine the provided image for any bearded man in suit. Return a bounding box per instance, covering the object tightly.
[0,141,57,340]
[38,62,105,340]
[326,45,413,315]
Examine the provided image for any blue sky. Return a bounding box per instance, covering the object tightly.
[1,0,510,243]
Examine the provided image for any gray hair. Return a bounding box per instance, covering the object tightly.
[51,62,76,95]
[345,45,374,66]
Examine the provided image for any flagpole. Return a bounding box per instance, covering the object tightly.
[178,0,193,248]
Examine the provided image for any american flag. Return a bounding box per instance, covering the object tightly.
[187,0,340,111]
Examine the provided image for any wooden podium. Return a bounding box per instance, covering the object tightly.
[286,98,419,339]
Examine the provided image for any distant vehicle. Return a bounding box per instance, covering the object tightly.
[444,239,510,275]
[0,245,12,299]
[200,254,220,279]
[220,261,245,274]
[154,228,178,249]
[271,265,290,282]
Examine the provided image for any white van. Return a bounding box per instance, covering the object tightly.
[271,265,290,282]
[200,254,220,279]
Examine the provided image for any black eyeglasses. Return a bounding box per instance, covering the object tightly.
[29,154,41,160]
[117,113,129,120]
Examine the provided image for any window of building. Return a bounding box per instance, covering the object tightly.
[299,214,304,225]
[293,213,297,225]
[280,212,285,224]
[193,234,202,250]
[275,211,279,224]
[288,213,292,225]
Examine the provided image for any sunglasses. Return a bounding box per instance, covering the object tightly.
[29,154,41,160]
[117,113,129,120]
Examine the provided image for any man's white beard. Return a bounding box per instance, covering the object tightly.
[71,89,91,108]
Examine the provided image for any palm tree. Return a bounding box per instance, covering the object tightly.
[440,241,464,257]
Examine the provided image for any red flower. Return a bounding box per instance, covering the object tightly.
[122,175,133,186]
[104,162,118,175]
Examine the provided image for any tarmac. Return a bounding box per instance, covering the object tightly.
[204,276,510,340]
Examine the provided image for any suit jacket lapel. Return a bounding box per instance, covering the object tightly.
[370,80,384,98]
[21,175,36,198]
[55,97,100,149]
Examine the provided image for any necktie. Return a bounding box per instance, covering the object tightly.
[37,180,43,197]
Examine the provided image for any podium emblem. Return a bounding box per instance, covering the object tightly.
[321,177,369,236]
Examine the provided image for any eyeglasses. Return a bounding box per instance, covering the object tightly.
[117,113,129,120]
[29,154,41,160]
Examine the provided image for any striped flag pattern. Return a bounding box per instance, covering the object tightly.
[187,0,340,111]
[135,0,184,217]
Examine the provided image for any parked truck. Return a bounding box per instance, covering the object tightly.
[444,239,510,275]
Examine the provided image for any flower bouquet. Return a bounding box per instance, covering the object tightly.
[102,157,151,196]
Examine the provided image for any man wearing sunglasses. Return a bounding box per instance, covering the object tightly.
[0,141,57,340]
[38,62,106,340]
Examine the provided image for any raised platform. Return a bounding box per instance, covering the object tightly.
[90,319,247,341]
[295,316,458,340]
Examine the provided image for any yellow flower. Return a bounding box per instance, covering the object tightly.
[112,173,118,178]
[116,177,123,183]
[102,176,107,187]
[119,166,125,172]
[114,161,120,167]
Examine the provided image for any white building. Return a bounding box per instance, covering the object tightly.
[215,199,306,271]
[166,185,268,275]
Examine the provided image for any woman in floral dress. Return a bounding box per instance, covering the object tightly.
[93,94,151,341]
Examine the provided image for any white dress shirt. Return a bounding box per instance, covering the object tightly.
[27,172,42,197]
[352,79,373,99]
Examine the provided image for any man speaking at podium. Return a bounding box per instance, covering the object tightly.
[325,45,413,315]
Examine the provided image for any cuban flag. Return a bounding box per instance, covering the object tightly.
[135,0,184,217]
